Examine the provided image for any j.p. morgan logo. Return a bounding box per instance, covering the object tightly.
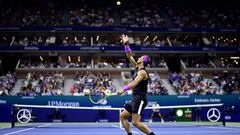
[0,100,7,104]
[48,101,80,107]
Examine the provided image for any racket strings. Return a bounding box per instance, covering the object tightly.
[89,90,106,104]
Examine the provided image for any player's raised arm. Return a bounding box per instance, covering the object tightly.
[120,34,137,68]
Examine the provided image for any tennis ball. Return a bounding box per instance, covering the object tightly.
[116,1,121,6]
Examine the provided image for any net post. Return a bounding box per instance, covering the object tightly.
[222,104,226,126]
[11,104,15,128]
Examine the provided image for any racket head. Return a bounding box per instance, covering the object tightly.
[89,89,107,104]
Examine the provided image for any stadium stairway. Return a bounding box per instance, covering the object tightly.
[11,79,24,95]
[64,79,74,95]
[162,79,177,95]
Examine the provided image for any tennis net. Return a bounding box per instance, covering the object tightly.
[11,103,225,128]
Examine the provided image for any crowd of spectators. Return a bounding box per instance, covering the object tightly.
[60,36,89,46]
[213,1,240,29]
[0,72,16,96]
[19,59,119,69]
[17,37,47,46]
[165,0,239,29]
[93,62,121,68]
[18,57,167,69]
[69,71,169,96]
[182,56,214,68]
[0,0,63,26]
[14,36,51,46]
[19,61,58,69]
[69,70,170,96]
[207,36,239,47]
[94,58,167,68]
[213,57,240,68]
[165,1,218,28]
[19,60,92,69]
[119,1,166,27]
[70,72,116,96]
[0,0,239,28]
[19,61,164,69]
[0,35,238,47]
[0,35,54,46]
[168,35,201,47]
[169,72,220,95]
[68,1,114,27]
[126,36,168,47]
[17,72,64,96]
[148,72,168,95]
[213,71,240,94]
[1,71,239,96]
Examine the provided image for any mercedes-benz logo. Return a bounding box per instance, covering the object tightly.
[207,108,221,122]
[17,109,31,123]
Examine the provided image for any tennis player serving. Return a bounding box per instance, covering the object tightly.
[117,34,155,135]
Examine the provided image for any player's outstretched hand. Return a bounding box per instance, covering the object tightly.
[120,34,129,45]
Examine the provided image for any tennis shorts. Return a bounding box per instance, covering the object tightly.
[124,95,147,115]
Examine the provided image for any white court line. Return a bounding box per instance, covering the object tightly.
[205,126,240,131]
[3,124,52,135]
[3,128,35,135]
[37,124,52,128]
[111,125,139,134]
[13,133,124,135]
[11,130,240,135]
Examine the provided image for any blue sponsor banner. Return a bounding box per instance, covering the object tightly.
[0,95,240,122]
[0,26,239,33]
[0,45,239,52]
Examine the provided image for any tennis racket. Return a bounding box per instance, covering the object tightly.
[89,89,117,104]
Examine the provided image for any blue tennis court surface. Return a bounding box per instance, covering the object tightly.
[1,123,240,135]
